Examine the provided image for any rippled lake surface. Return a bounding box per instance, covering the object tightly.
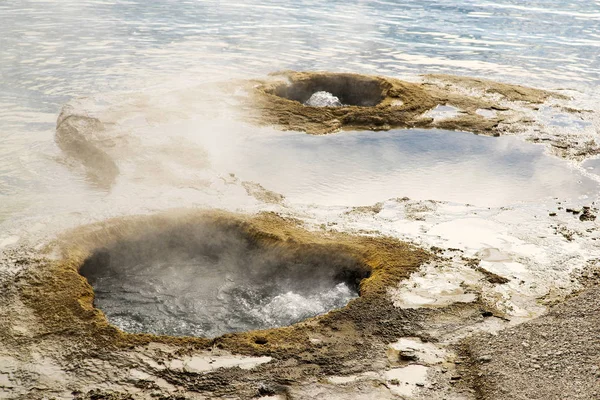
[1,0,600,232]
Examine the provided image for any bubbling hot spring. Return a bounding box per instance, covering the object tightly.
[79,219,370,338]
[304,91,343,107]
[274,73,385,107]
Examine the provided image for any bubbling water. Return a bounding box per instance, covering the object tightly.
[304,91,343,107]
[80,220,369,338]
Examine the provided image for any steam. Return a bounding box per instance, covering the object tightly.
[80,220,369,337]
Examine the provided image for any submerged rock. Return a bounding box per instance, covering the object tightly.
[55,109,119,189]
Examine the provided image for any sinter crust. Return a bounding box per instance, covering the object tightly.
[17,211,429,381]
[250,70,563,135]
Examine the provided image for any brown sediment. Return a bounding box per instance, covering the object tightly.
[241,181,286,204]
[6,209,450,398]
[20,209,429,359]
[248,71,565,135]
[475,266,510,285]
[9,209,561,398]
[425,74,562,104]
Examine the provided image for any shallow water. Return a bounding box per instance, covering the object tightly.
[3,0,600,104]
[207,127,598,207]
[422,105,463,122]
[583,158,600,177]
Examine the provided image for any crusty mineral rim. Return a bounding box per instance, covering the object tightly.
[250,70,562,135]
[22,209,430,358]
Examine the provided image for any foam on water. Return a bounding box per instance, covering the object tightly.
[237,282,354,328]
[99,268,356,338]
[304,91,343,107]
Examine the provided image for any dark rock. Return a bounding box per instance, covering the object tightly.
[579,209,597,222]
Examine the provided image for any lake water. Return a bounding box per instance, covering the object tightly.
[214,128,598,207]
[2,1,599,214]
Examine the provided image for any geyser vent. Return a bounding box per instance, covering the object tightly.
[272,73,386,107]
[79,219,370,338]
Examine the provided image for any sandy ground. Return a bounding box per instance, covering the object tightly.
[463,284,600,399]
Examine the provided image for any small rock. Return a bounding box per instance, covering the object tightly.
[478,355,493,363]
[580,209,597,221]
